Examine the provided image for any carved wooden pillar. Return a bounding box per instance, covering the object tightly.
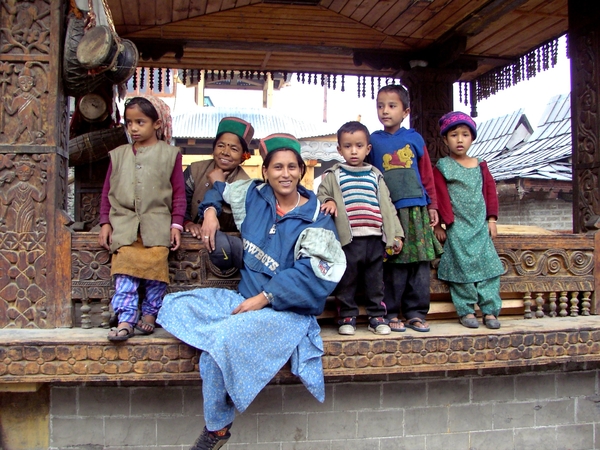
[0,0,71,328]
[569,1,600,233]
[402,69,460,164]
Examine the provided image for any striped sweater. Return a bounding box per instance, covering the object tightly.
[339,165,383,237]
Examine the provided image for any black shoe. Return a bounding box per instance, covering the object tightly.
[483,315,501,329]
[190,423,232,450]
[459,315,479,329]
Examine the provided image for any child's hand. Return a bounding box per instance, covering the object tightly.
[98,223,112,250]
[428,208,439,227]
[392,237,403,254]
[208,167,227,185]
[170,228,181,251]
[488,221,497,239]
[185,222,203,239]
[434,224,446,243]
[320,200,337,217]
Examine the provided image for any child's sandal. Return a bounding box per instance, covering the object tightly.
[135,315,156,335]
[107,323,134,341]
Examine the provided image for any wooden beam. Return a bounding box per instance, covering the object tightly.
[456,0,531,36]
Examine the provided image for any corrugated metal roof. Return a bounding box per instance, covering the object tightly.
[469,109,527,159]
[481,94,572,181]
[172,106,339,140]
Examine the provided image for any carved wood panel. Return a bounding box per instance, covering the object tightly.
[570,4,600,233]
[0,154,48,327]
[0,1,70,328]
[0,0,55,146]
[71,234,241,327]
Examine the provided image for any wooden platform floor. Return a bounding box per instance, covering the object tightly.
[2,315,600,384]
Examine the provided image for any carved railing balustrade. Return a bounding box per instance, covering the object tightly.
[70,232,597,329]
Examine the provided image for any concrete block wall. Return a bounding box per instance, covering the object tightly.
[49,369,600,450]
[499,198,573,232]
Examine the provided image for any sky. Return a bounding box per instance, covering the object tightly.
[186,36,571,134]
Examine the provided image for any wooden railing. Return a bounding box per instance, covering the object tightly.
[71,231,598,328]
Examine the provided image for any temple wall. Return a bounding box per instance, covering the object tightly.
[48,369,600,449]
[499,198,573,232]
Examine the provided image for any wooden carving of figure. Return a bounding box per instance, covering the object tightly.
[0,158,46,232]
[3,67,45,144]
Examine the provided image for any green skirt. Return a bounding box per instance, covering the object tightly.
[386,206,443,264]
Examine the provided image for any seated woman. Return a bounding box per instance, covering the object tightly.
[157,134,346,450]
[183,116,254,237]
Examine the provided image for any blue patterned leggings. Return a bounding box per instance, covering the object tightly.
[111,275,167,325]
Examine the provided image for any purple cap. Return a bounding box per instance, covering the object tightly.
[439,111,477,140]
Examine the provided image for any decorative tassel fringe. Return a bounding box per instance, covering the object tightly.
[458,36,562,108]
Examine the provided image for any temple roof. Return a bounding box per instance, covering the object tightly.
[173,106,339,140]
[104,0,567,84]
[469,94,572,181]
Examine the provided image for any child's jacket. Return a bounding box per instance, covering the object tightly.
[317,163,404,247]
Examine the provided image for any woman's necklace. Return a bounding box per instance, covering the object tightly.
[276,192,301,214]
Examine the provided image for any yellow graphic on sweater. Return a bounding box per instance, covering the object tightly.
[382,145,414,170]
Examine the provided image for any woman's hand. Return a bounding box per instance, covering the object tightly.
[208,167,227,185]
[232,292,270,314]
[200,207,219,252]
[185,222,203,239]
[428,208,439,227]
[170,228,181,251]
[433,224,446,243]
[488,221,497,239]
[320,200,337,217]
[98,223,112,250]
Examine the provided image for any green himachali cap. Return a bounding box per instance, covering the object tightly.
[258,133,301,158]
[216,117,255,148]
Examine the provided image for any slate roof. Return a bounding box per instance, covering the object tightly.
[469,93,572,181]
[172,106,338,140]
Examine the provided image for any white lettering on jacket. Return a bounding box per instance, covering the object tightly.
[243,239,280,271]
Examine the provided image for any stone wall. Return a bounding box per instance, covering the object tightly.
[499,197,573,232]
[49,368,600,450]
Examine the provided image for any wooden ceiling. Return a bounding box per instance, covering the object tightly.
[106,0,568,81]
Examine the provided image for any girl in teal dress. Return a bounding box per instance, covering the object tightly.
[433,112,504,329]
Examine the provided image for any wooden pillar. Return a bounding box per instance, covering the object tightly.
[401,69,460,164]
[263,72,274,108]
[302,159,318,191]
[569,0,600,233]
[0,0,71,328]
[194,69,206,107]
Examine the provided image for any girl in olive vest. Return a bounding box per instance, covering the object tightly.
[98,96,186,341]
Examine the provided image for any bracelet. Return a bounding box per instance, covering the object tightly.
[203,206,217,218]
[170,223,183,231]
[488,220,497,223]
[262,291,274,304]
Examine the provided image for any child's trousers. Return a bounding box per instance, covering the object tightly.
[449,276,501,317]
[335,236,386,318]
[383,261,430,321]
[111,274,167,324]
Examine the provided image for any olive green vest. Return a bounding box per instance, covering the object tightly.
[108,141,180,252]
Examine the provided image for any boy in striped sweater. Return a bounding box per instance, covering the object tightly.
[318,121,404,335]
